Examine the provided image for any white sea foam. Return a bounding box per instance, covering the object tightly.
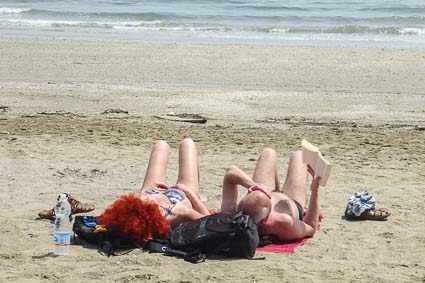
[0,18,73,27]
[0,18,162,29]
[268,28,289,33]
[111,20,162,29]
[112,24,230,32]
[0,7,31,14]
[400,27,425,35]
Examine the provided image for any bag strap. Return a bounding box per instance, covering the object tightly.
[231,211,250,228]
[98,240,137,257]
[98,233,142,257]
[146,240,206,264]
[231,211,243,221]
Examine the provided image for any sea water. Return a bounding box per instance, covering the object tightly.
[0,0,424,48]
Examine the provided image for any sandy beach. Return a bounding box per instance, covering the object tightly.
[0,36,424,282]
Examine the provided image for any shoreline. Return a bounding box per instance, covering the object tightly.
[0,36,424,282]
[3,33,425,50]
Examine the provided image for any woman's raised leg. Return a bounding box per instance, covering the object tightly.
[176,138,200,196]
[141,140,170,190]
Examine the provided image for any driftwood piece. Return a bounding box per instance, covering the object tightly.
[153,113,207,124]
[101,109,129,115]
[0,106,10,114]
[37,111,85,118]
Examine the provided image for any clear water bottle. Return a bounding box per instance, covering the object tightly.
[53,193,71,255]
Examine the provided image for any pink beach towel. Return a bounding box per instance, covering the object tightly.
[256,212,323,254]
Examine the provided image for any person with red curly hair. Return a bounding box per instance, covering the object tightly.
[100,138,211,243]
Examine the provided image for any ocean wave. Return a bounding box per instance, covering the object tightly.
[358,6,425,13]
[260,26,425,35]
[2,8,188,21]
[234,5,308,11]
[1,15,425,37]
[0,18,162,29]
[2,6,425,27]
[400,28,425,35]
[0,7,32,14]
[114,25,232,32]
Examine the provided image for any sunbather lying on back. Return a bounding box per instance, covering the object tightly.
[100,138,211,243]
[220,148,321,241]
[39,138,210,244]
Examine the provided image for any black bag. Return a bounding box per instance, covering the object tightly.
[73,212,260,262]
[72,216,140,256]
[147,211,260,263]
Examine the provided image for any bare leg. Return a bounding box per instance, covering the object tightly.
[252,148,279,191]
[281,151,308,208]
[141,140,170,190]
[176,138,200,196]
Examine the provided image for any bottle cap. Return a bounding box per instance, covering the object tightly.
[59,193,67,200]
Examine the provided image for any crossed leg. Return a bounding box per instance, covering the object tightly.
[281,151,308,208]
[141,140,170,190]
[176,138,200,196]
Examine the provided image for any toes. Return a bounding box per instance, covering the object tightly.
[369,208,390,220]
[375,208,390,217]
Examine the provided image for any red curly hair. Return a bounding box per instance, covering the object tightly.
[99,194,169,244]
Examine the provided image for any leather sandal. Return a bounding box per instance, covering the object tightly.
[345,208,390,221]
[37,193,95,220]
[67,193,95,215]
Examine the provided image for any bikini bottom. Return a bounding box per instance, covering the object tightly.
[293,199,304,221]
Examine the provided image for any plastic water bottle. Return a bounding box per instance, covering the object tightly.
[53,193,71,255]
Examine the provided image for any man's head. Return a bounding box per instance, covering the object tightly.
[238,190,272,224]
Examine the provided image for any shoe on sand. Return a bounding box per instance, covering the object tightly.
[345,208,390,221]
[37,193,95,220]
[67,194,95,215]
[37,208,56,221]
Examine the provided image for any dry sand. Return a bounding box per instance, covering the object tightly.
[0,36,424,282]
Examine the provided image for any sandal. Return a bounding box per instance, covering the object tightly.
[67,194,96,215]
[345,208,390,221]
[37,208,56,221]
[38,193,95,220]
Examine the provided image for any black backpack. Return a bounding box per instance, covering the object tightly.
[73,212,260,262]
[147,211,260,263]
[72,216,141,256]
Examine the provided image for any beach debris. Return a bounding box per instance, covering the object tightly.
[37,110,85,118]
[53,167,107,178]
[0,106,10,114]
[258,117,361,128]
[101,108,129,115]
[90,168,107,176]
[153,113,207,124]
[414,126,425,131]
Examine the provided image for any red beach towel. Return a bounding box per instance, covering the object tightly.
[256,212,323,254]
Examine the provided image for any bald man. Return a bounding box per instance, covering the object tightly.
[220,148,321,241]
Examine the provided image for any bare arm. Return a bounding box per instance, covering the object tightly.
[183,189,210,216]
[168,207,206,228]
[302,182,320,230]
[174,183,210,216]
[221,165,256,213]
[303,167,321,231]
